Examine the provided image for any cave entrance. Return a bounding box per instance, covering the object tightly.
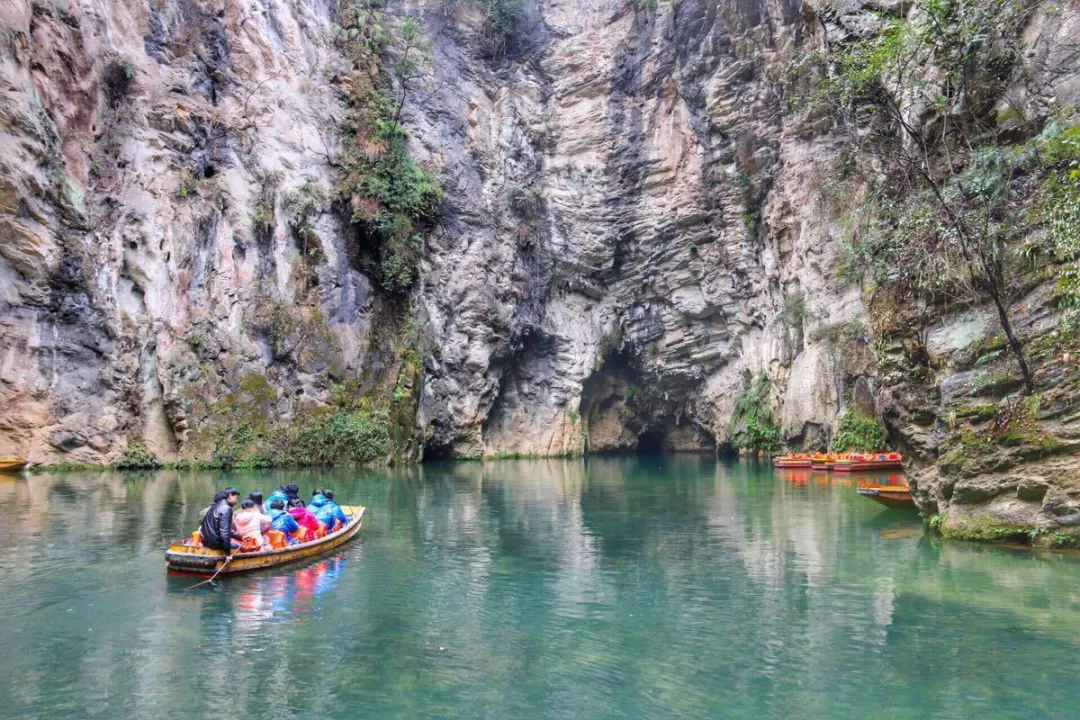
[422,442,455,462]
[636,429,666,455]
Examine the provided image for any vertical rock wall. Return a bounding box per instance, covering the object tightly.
[0,0,881,463]
[412,0,867,458]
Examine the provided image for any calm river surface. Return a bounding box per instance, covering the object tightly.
[1,456,1078,719]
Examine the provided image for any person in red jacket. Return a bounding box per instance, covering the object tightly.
[287,498,322,540]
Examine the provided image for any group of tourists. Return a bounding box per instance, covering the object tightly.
[195,484,349,555]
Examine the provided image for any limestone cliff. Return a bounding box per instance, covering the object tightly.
[2,0,1080,543]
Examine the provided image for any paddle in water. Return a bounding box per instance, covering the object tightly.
[188,553,233,589]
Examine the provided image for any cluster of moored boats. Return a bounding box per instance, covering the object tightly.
[772,452,904,472]
[772,452,915,509]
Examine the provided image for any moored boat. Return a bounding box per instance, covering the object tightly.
[166,505,366,575]
[0,457,28,473]
[857,484,917,510]
[811,453,843,470]
[773,454,812,468]
[834,452,903,472]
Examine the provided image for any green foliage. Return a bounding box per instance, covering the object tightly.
[116,439,161,470]
[832,411,889,452]
[779,291,806,330]
[476,0,524,42]
[336,3,443,295]
[284,408,391,466]
[728,374,782,453]
[808,319,867,344]
[258,301,337,362]
[378,233,424,294]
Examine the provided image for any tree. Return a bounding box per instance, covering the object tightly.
[393,16,429,125]
[798,0,1080,394]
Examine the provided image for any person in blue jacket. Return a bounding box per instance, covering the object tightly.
[267,499,301,545]
[266,487,288,509]
[321,489,349,530]
[309,490,334,531]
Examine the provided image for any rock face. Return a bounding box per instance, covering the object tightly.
[1,0,379,463]
[3,0,1080,545]
[413,0,868,458]
[0,0,867,465]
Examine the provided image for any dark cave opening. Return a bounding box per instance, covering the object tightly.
[635,429,666,455]
[422,441,455,462]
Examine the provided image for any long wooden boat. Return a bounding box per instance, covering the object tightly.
[857,485,917,510]
[0,457,28,473]
[811,453,842,470]
[166,505,366,575]
[834,453,903,472]
[773,454,812,468]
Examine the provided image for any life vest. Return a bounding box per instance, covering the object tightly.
[238,536,261,553]
[267,530,287,550]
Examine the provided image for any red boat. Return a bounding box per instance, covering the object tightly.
[834,452,903,472]
[773,454,812,468]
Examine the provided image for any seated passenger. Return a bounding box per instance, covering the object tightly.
[285,484,300,501]
[268,499,300,545]
[288,498,323,539]
[233,499,272,550]
[267,487,288,509]
[310,488,328,506]
[323,490,349,530]
[249,491,266,516]
[311,490,347,532]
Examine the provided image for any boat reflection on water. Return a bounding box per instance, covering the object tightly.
[172,553,350,640]
[776,468,812,486]
[855,473,906,488]
[775,468,907,489]
[236,555,348,617]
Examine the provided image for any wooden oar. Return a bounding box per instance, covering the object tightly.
[188,553,233,589]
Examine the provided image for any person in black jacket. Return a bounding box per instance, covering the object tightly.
[199,487,242,555]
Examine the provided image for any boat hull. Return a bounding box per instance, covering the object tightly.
[0,458,28,473]
[166,506,366,574]
[857,486,916,510]
[774,460,812,468]
[835,460,903,473]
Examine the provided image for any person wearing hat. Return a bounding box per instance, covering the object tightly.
[199,487,243,555]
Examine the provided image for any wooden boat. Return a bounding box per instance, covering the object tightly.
[773,454,812,468]
[811,453,843,470]
[857,485,917,510]
[0,457,28,473]
[834,452,903,472]
[165,505,366,575]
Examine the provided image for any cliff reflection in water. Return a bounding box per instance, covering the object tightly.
[2,458,1080,720]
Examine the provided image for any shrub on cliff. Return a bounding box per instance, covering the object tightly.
[336,4,443,295]
[728,374,782,453]
[284,408,391,466]
[832,411,889,453]
[116,439,161,469]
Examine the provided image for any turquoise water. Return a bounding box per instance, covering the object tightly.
[0,456,1078,719]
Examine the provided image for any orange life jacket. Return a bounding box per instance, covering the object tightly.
[267,530,287,550]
